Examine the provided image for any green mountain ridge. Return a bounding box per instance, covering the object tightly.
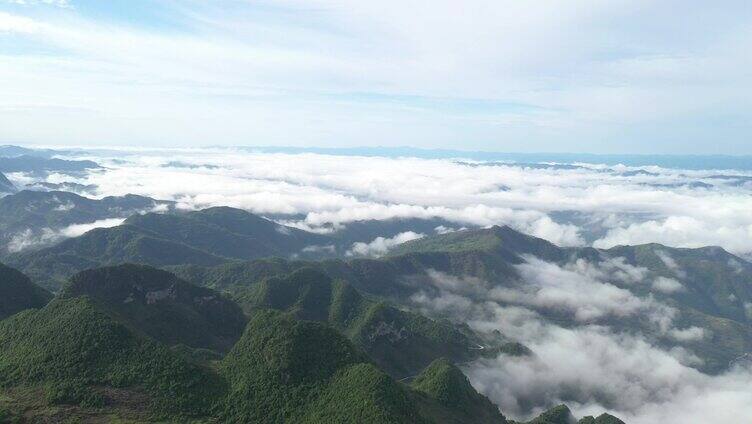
[0,262,52,321]
[0,278,517,423]
[412,358,507,424]
[245,267,480,378]
[61,264,248,353]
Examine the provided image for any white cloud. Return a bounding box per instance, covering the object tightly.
[5,217,125,252]
[669,326,705,342]
[346,231,424,257]
[19,148,751,257]
[1,2,751,151]
[652,276,684,294]
[405,256,752,424]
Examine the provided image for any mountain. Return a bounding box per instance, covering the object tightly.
[0,296,223,420]
[9,206,329,290]
[412,358,507,424]
[0,155,99,175]
[172,225,752,376]
[61,264,247,353]
[0,263,51,320]
[0,145,72,159]
[0,190,173,255]
[218,309,500,424]
[125,206,329,258]
[0,172,15,194]
[243,267,480,378]
[389,225,568,261]
[510,405,624,424]
[326,217,474,247]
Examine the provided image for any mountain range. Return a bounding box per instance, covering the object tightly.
[5,185,752,421]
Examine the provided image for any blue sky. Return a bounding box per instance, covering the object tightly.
[1,0,751,153]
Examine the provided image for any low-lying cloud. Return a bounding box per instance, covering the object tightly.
[30,148,749,257]
[6,217,125,253]
[346,231,424,257]
[406,255,752,424]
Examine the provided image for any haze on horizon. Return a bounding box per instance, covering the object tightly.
[1,0,751,154]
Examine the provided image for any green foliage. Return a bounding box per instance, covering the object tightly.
[0,297,223,417]
[412,358,506,424]
[10,206,328,290]
[218,309,367,422]
[245,268,477,378]
[0,263,51,320]
[45,380,105,408]
[61,264,247,353]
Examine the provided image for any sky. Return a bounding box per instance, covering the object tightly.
[1,0,751,153]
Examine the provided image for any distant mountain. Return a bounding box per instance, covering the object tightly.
[243,267,481,378]
[0,172,15,194]
[61,264,247,353]
[173,225,752,375]
[0,155,99,175]
[8,206,329,290]
[0,263,51,320]
[233,146,752,171]
[24,181,98,194]
[0,145,72,159]
[0,190,173,256]
[326,217,472,247]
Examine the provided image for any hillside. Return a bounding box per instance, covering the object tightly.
[0,190,173,255]
[0,172,14,194]
[0,263,51,320]
[412,358,507,424]
[9,206,330,290]
[0,155,99,175]
[218,309,500,423]
[172,225,752,375]
[0,296,223,420]
[244,267,480,378]
[510,405,624,424]
[61,264,247,353]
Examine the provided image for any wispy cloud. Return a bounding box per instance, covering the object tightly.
[1,1,751,151]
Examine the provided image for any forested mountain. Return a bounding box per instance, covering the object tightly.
[0,263,519,423]
[0,190,173,256]
[0,262,51,320]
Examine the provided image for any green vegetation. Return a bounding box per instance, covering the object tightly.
[0,297,223,418]
[61,264,247,353]
[244,267,478,378]
[0,263,51,320]
[412,358,507,424]
[0,264,525,423]
[9,206,329,290]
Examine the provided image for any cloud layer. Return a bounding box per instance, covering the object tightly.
[409,258,752,424]
[31,148,752,258]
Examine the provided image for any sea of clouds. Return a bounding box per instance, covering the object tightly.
[28,146,752,259]
[8,147,752,422]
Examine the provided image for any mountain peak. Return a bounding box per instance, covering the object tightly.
[62,264,247,352]
[389,224,564,262]
[412,357,507,423]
